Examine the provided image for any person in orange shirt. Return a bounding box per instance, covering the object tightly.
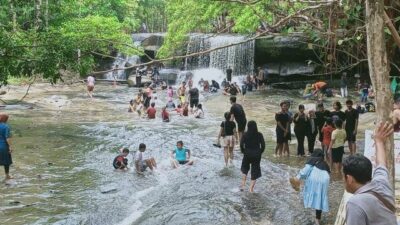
[312,81,328,100]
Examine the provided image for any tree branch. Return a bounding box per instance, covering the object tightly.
[91,2,335,75]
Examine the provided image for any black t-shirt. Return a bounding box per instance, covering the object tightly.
[293,112,308,130]
[189,88,199,100]
[315,110,331,129]
[221,121,236,136]
[230,103,246,122]
[345,108,359,130]
[330,110,346,122]
[275,112,290,129]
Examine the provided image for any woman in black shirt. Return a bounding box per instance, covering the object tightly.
[294,104,308,156]
[217,112,238,167]
[330,101,346,123]
[240,121,265,193]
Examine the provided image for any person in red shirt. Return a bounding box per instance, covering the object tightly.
[113,148,130,170]
[147,102,156,119]
[161,107,170,122]
[321,118,335,165]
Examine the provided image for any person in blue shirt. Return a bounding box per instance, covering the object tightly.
[0,114,13,180]
[170,141,194,168]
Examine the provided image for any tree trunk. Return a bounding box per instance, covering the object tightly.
[366,0,394,185]
[8,0,17,32]
[335,1,393,224]
[35,0,42,31]
[44,0,49,30]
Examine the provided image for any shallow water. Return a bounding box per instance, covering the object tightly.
[0,84,348,225]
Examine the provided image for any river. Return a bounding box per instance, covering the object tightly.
[1,82,364,225]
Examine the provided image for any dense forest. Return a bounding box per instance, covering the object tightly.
[0,0,399,85]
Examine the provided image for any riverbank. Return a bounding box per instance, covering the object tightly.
[0,82,390,225]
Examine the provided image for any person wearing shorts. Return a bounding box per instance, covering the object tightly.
[275,102,290,157]
[217,112,238,167]
[230,96,247,140]
[240,121,265,193]
[170,141,194,168]
[328,119,346,173]
[134,143,157,174]
[188,87,199,112]
[345,100,358,155]
[86,75,95,99]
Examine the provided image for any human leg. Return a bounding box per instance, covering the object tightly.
[295,131,305,156]
[315,210,322,225]
[223,147,229,167]
[249,179,257,193]
[228,146,234,164]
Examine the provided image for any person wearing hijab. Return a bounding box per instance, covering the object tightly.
[240,121,265,193]
[290,149,330,225]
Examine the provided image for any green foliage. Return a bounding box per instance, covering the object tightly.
[0,0,143,85]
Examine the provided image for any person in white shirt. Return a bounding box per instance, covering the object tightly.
[134,143,157,174]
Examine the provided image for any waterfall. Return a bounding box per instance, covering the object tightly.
[185,34,255,76]
[104,54,140,80]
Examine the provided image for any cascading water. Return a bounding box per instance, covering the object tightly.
[185,34,255,76]
[104,54,140,80]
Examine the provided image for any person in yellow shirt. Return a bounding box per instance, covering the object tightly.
[328,119,346,173]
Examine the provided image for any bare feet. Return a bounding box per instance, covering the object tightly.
[6,175,13,180]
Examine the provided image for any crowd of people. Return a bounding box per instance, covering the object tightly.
[1,65,397,225]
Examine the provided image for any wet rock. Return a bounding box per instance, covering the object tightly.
[9,200,21,205]
[100,188,118,194]
[127,75,152,87]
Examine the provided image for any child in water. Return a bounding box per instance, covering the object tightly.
[161,107,170,122]
[134,143,157,174]
[328,119,346,173]
[113,148,130,170]
[170,141,194,168]
[182,103,189,116]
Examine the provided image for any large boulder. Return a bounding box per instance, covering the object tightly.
[127,75,152,87]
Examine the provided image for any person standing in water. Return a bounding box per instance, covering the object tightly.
[294,104,308,157]
[275,102,290,157]
[170,141,194,168]
[217,112,238,167]
[226,67,233,82]
[340,72,348,98]
[328,119,346,174]
[290,149,330,225]
[307,110,318,154]
[230,96,247,141]
[240,121,265,193]
[345,100,359,155]
[188,87,200,113]
[161,107,170,122]
[112,65,118,87]
[315,103,331,144]
[0,114,13,180]
[86,75,95,99]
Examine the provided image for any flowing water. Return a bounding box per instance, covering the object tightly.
[0,83,346,225]
[185,34,255,76]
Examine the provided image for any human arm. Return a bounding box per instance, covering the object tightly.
[234,128,239,144]
[240,136,245,153]
[328,132,336,152]
[374,122,393,167]
[217,127,223,143]
[296,164,313,180]
[354,118,358,135]
[186,149,191,159]
[259,133,265,153]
